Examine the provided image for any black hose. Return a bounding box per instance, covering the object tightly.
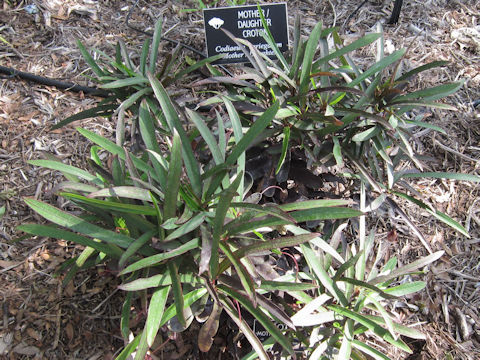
[0,65,109,97]
[0,0,231,96]
[387,0,403,24]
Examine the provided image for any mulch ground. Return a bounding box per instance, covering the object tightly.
[0,0,479,359]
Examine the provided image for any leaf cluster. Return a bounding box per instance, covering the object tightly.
[20,16,478,360]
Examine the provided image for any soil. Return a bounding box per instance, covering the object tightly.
[0,0,479,359]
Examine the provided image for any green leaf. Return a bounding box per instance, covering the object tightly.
[389,100,457,111]
[170,54,225,85]
[148,73,201,196]
[18,224,122,258]
[160,288,207,326]
[392,82,463,102]
[226,101,280,166]
[211,173,243,277]
[396,171,480,183]
[28,160,100,184]
[351,340,391,360]
[220,296,271,360]
[139,37,150,75]
[134,331,149,360]
[258,3,289,71]
[279,199,352,211]
[219,285,295,358]
[276,127,290,175]
[51,104,116,130]
[371,251,444,285]
[332,135,343,166]
[396,60,449,82]
[61,192,157,216]
[100,76,149,89]
[218,233,318,275]
[164,213,206,242]
[383,281,425,297]
[119,238,200,275]
[352,126,380,142]
[229,202,295,224]
[393,191,470,236]
[24,198,134,248]
[219,242,256,306]
[168,262,186,327]
[139,99,162,153]
[227,207,362,235]
[299,22,323,99]
[333,252,363,281]
[313,33,381,68]
[149,18,163,74]
[121,292,133,339]
[363,314,425,340]
[115,332,141,360]
[405,119,446,134]
[259,280,317,292]
[329,305,412,353]
[77,40,105,77]
[77,128,154,175]
[119,230,156,268]
[118,273,203,291]
[164,130,183,221]
[349,49,406,89]
[186,109,224,164]
[88,186,153,202]
[301,243,348,306]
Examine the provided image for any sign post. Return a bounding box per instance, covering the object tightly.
[203,3,288,65]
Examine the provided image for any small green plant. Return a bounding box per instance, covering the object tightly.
[22,13,480,360]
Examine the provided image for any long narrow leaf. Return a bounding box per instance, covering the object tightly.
[211,173,243,277]
[148,73,202,196]
[218,285,295,358]
[146,285,170,346]
[24,198,134,248]
[119,238,200,275]
[164,130,182,221]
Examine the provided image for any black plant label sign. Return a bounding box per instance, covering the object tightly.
[203,3,288,65]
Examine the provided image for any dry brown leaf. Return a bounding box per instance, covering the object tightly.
[198,302,222,353]
[65,322,74,343]
[65,280,75,297]
[0,260,17,269]
[12,342,39,356]
[26,327,42,342]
